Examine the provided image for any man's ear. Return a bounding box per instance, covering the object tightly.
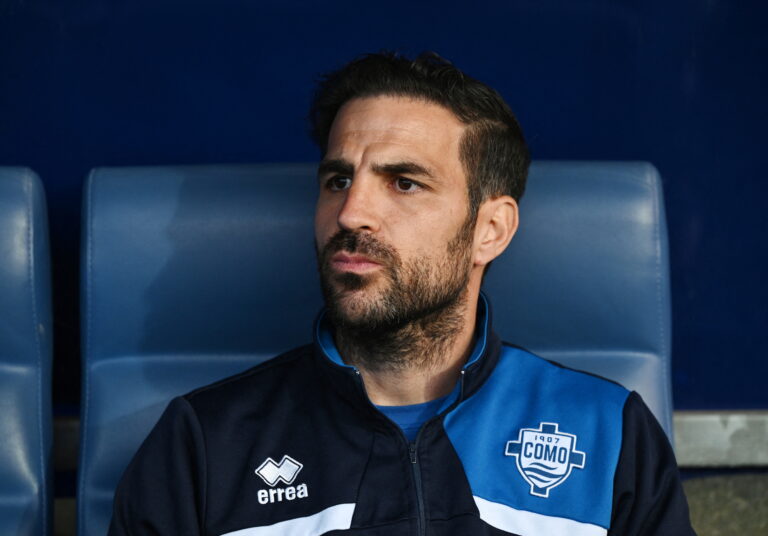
[473,196,518,267]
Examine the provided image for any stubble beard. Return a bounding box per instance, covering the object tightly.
[317,218,475,373]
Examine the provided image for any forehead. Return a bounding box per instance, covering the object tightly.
[326,96,466,168]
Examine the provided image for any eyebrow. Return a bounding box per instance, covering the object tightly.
[317,158,354,177]
[317,158,436,180]
[372,161,435,179]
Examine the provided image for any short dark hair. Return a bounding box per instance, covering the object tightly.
[309,51,531,217]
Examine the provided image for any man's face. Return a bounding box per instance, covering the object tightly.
[315,96,477,332]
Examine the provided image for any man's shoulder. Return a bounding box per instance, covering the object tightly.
[497,342,631,405]
[181,344,317,413]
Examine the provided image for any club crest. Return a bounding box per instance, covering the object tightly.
[505,422,586,498]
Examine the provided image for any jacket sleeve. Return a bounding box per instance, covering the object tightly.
[608,391,697,536]
[109,396,206,535]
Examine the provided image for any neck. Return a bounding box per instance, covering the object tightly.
[335,291,480,406]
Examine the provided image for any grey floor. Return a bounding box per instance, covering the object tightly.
[684,473,768,536]
[54,473,767,535]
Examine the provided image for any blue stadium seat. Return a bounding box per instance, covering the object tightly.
[0,168,53,535]
[77,165,322,536]
[484,162,673,436]
[78,162,673,535]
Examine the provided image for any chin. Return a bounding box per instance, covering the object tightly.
[320,267,394,327]
[333,289,378,316]
[327,286,387,326]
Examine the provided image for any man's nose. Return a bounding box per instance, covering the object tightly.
[336,178,381,233]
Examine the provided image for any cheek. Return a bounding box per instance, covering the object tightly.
[391,223,449,257]
[314,200,336,242]
[314,226,332,253]
[427,216,473,254]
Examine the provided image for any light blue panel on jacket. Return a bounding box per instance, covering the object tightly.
[444,346,629,529]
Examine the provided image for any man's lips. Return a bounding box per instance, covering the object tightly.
[329,252,382,273]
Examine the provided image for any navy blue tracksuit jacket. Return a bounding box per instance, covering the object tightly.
[110,302,695,535]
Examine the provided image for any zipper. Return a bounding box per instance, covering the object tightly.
[405,370,468,536]
[353,368,472,535]
[354,370,426,534]
[409,437,426,536]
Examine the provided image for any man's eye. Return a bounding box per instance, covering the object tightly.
[327,176,352,191]
[394,178,420,193]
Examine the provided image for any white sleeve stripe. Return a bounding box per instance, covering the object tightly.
[474,496,607,536]
[220,503,356,536]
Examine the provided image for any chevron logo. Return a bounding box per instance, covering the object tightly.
[255,455,303,487]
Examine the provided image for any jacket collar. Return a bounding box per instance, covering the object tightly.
[312,293,502,407]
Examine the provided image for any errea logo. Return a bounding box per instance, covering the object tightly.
[254,455,309,505]
[256,455,303,486]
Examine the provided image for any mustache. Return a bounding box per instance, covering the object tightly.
[320,230,399,266]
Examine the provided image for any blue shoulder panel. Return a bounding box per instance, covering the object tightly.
[444,346,629,529]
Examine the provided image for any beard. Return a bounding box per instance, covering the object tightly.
[316,216,476,372]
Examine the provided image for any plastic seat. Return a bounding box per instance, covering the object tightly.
[484,161,673,437]
[0,168,53,535]
[77,165,321,535]
[78,161,672,535]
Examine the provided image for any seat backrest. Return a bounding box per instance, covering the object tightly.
[0,168,53,536]
[78,161,672,534]
[78,165,322,536]
[483,161,673,436]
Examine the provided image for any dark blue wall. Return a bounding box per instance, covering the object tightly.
[1,0,765,409]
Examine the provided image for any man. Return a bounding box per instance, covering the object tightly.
[110,52,695,535]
